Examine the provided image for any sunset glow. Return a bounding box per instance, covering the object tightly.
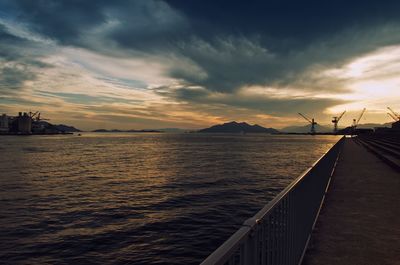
[1,1,399,130]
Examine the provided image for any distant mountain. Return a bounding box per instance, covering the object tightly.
[281,124,331,133]
[53,124,81,132]
[33,121,81,133]
[92,129,108,132]
[126,129,162,133]
[155,128,188,133]
[198,121,279,133]
[356,122,392,129]
[92,129,162,133]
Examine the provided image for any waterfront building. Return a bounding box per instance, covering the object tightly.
[17,112,32,134]
[0,114,9,132]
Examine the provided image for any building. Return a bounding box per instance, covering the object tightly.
[0,114,9,132]
[17,112,32,134]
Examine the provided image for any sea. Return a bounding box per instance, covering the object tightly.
[0,133,339,265]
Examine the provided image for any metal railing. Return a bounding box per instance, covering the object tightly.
[200,137,345,265]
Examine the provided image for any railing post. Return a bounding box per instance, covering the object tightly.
[244,230,256,265]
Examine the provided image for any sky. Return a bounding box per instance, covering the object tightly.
[0,0,400,130]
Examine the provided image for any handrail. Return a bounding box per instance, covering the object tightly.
[201,137,345,265]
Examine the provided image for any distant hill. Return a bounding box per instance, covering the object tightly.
[92,129,162,133]
[281,124,331,133]
[93,129,121,132]
[126,129,162,133]
[54,124,81,132]
[33,121,81,133]
[198,121,279,133]
[356,122,391,129]
[156,128,188,133]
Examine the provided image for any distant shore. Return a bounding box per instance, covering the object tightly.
[92,129,163,133]
[0,132,74,136]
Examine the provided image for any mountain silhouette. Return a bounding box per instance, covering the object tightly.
[198,121,279,133]
[92,129,162,133]
[53,124,81,132]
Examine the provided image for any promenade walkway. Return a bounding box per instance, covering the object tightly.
[303,138,400,265]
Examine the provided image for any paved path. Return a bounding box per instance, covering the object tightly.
[303,138,400,265]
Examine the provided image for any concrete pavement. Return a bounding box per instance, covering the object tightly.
[303,138,400,265]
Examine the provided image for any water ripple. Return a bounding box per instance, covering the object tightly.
[0,133,339,264]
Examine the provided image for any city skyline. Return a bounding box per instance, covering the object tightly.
[1,1,400,130]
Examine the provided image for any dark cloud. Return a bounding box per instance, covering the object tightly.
[16,0,389,52]
[107,1,188,51]
[161,87,347,116]
[4,0,109,44]
[4,0,188,49]
[1,0,400,122]
[0,65,35,89]
[8,0,400,50]
[163,22,400,94]
[0,24,20,42]
[5,0,400,95]
[0,23,53,91]
[0,24,30,61]
[165,1,400,43]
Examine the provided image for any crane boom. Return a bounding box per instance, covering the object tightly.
[29,111,39,119]
[337,110,346,122]
[298,113,317,134]
[388,113,399,121]
[387,107,400,119]
[298,113,312,124]
[356,108,366,125]
[332,110,346,133]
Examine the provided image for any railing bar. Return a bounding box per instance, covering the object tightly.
[268,216,272,265]
[277,206,280,265]
[239,244,244,265]
[253,138,343,222]
[275,211,278,265]
[278,200,284,265]
[272,214,276,264]
[200,137,345,265]
[290,195,294,265]
[281,200,286,265]
[261,221,266,265]
[284,197,288,265]
[287,194,293,264]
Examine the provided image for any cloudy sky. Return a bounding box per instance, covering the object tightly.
[0,0,400,130]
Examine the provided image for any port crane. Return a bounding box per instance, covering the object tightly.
[387,113,399,121]
[29,111,39,119]
[352,108,366,130]
[387,107,400,121]
[36,112,49,121]
[298,113,317,134]
[29,111,49,121]
[332,111,346,133]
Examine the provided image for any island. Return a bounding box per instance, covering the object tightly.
[198,121,279,134]
[92,129,162,133]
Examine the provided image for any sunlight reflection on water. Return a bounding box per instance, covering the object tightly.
[0,133,339,265]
